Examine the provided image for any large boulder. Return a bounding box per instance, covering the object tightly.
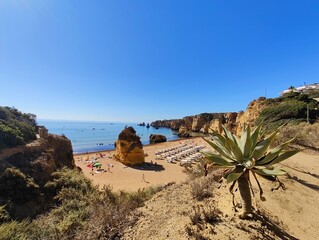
[178,125,190,138]
[114,127,145,165]
[149,134,167,144]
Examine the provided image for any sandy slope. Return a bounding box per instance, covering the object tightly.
[75,141,319,239]
[122,151,319,240]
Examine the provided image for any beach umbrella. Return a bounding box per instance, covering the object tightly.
[93,162,102,167]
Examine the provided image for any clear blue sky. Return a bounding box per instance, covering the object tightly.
[1,0,319,123]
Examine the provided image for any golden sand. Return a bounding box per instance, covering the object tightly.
[74,137,209,191]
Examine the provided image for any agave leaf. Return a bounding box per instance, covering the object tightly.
[210,134,233,155]
[252,167,286,176]
[222,125,237,144]
[243,125,253,158]
[257,138,295,165]
[267,150,300,166]
[221,126,244,162]
[210,130,232,152]
[226,172,244,183]
[257,146,283,165]
[204,138,234,160]
[239,125,248,154]
[202,152,235,166]
[226,137,244,162]
[250,125,261,150]
[252,130,278,159]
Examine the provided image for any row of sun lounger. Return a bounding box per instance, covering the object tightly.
[155,143,206,165]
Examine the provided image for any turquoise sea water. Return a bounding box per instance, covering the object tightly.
[38,120,179,154]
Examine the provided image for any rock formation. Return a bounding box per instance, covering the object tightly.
[149,134,167,144]
[151,119,185,130]
[236,97,268,135]
[178,126,190,138]
[114,127,145,165]
[191,113,215,132]
[0,133,75,219]
[150,98,267,136]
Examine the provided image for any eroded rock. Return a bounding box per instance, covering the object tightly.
[149,134,167,144]
[114,127,145,165]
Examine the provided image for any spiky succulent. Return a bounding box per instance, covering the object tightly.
[203,125,299,218]
[203,125,299,183]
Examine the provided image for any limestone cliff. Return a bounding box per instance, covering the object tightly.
[235,97,268,135]
[151,98,268,135]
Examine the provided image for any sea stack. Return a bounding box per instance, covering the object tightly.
[114,127,145,165]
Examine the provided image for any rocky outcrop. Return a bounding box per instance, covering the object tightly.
[191,113,215,132]
[151,119,185,130]
[0,134,75,183]
[0,133,75,219]
[236,97,268,135]
[178,126,190,138]
[114,127,145,165]
[149,134,167,144]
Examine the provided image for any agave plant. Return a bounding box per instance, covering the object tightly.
[203,125,299,219]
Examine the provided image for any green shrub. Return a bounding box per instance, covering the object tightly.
[256,93,319,133]
[0,106,37,149]
[0,168,40,204]
[44,167,94,200]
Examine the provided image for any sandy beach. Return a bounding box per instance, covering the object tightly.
[75,137,209,191]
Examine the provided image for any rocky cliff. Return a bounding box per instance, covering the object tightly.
[0,133,75,219]
[235,97,268,134]
[151,97,268,136]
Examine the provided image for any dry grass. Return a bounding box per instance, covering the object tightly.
[274,122,319,151]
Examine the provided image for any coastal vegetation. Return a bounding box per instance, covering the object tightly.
[0,106,37,150]
[0,167,164,239]
[256,91,319,132]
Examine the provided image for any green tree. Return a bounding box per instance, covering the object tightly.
[203,125,299,219]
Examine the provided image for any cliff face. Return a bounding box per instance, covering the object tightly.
[151,98,267,135]
[235,97,268,135]
[0,134,75,219]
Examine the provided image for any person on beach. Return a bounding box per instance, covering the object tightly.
[142,174,145,182]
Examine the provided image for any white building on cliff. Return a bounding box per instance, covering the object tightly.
[281,83,319,95]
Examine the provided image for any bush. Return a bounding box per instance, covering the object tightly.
[0,106,37,149]
[190,178,213,201]
[256,93,319,133]
[44,167,94,200]
[274,122,319,150]
[0,168,166,240]
[0,168,40,204]
[0,220,30,240]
